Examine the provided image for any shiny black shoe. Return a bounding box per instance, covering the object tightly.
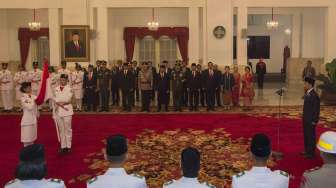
[59,148,66,154]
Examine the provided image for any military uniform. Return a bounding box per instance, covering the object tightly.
[53,84,73,150]
[171,70,185,111]
[71,70,84,111]
[163,177,213,188]
[0,68,14,111]
[110,68,120,105]
[28,68,42,96]
[5,178,65,188]
[138,69,153,112]
[87,168,147,188]
[14,70,28,102]
[83,70,97,111]
[232,167,289,188]
[97,68,111,111]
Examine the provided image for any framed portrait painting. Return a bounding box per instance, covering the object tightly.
[61,25,90,62]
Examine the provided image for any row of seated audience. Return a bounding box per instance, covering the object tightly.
[0,59,255,113]
[5,131,336,188]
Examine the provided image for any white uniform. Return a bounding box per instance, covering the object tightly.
[20,93,38,143]
[87,168,147,188]
[71,70,84,110]
[163,177,213,188]
[0,69,14,110]
[53,84,73,149]
[232,167,289,188]
[5,178,66,188]
[14,71,29,101]
[28,69,42,96]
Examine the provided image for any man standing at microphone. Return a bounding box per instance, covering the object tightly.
[54,74,74,154]
[301,77,320,159]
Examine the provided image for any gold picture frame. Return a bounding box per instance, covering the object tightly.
[61,25,90,62]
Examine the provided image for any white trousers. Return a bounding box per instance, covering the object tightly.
[57,115,72,149]
[1,90,13,110]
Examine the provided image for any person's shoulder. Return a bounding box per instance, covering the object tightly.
[129,173,146,181]
[273,170,290,181]
[4,179,18,187]
[87,176,99,186]
[46,178,66,187]
[233,171,247,179]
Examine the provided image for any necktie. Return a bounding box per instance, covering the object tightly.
[75,42,79,51]
[60,86,64,91]
[193,71,195,77]
[89,72,92,80]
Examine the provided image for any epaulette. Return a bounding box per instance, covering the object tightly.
[5,179,17,186]
[205,182,216,188]
[279,171,289,177]
[235,171,245,178]
[163,180,173,186]
[132,174,144,179]
[87,177,98,184]
[305,166,321,173]
[48,178,63,184]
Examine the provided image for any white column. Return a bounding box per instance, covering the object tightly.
[291,12,301,58]
[236,6,248,65]
[89,7,96,64]
[325,6,336,63]
[96,7,109,61]
[207,0,233,66]
[188,7,200,64]
[48,8,61,66]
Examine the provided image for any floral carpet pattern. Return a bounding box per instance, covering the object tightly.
[72,128,276,188]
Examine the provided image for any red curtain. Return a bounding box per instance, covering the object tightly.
[123,27,189,63]
[18,28,49,66]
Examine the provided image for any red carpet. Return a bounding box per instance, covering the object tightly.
[0,113,327,188]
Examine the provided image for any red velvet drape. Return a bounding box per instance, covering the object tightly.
[124,27,189,63]
[18,28,49,66]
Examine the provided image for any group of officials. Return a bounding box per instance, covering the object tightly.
[1,59,238,113]
[6,131,336,188]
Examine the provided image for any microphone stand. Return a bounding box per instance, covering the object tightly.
[273,88,285,160]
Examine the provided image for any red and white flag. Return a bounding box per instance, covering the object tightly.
[35,59,50,105]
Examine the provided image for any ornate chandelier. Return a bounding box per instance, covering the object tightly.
[147,8,159,31]
[266,8,279,29]
[28,9,41,31]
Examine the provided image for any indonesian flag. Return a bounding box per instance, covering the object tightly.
[35,59,50,105]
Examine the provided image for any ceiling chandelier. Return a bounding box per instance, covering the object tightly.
[266,8,279,29]
[147,8,159,31]
[28,9,41,31]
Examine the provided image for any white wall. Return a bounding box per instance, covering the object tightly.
[108,8,188,62]
[301,8,325,58]
[0,10,9,62]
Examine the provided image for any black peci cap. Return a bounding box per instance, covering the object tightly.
[106,135,128,157]
[181,147,200,177]
[250,133,271,157]
[304,77,315,86]
[19,144,45,162]
[33,61,39,66]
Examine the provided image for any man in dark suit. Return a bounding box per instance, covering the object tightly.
[118,63,135,112]
[187,63,201,111]
[155,65,170,112]
[202,62,219,111]
[214,64,222,107]
[181,61,191,107]
[110,65,120,106]
[83,65,98,112]
[132,61,140,103]
[302,77,320,159]
[149,61,157,101]
[256,58,267,89]
[197,64,206,107]
[65,31,85,57]
[97,61,111,112]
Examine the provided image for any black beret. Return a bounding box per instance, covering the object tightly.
[33,61,39,66]
[20,82,32,93]
[304,77,315,86]
[250,133,271,157]
[191,63,197,66]
[19,144,45,162]
[106,135,128,156]
[181,147,200,170]
[60,74,69,79]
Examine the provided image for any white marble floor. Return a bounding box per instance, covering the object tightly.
[253,82,306,106]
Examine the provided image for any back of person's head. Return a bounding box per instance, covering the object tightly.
[106,135,128,163]
[250,133,271,162]
[317,131,336,163]
[181,147,200,178]
[15,144,47,180]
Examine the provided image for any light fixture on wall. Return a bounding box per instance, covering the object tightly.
[28,9,41,31]
[284,28,291,35]
[266,8,279,29]
[147,8,159,31]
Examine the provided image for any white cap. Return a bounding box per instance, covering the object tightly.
[317,131,336,154]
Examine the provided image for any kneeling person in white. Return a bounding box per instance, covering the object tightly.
[163,147,214,188]
[232,133,289,188]
[54,74,73,154]
[20,82,39,147]
[5,144,66,188]
[87,134,147,188]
